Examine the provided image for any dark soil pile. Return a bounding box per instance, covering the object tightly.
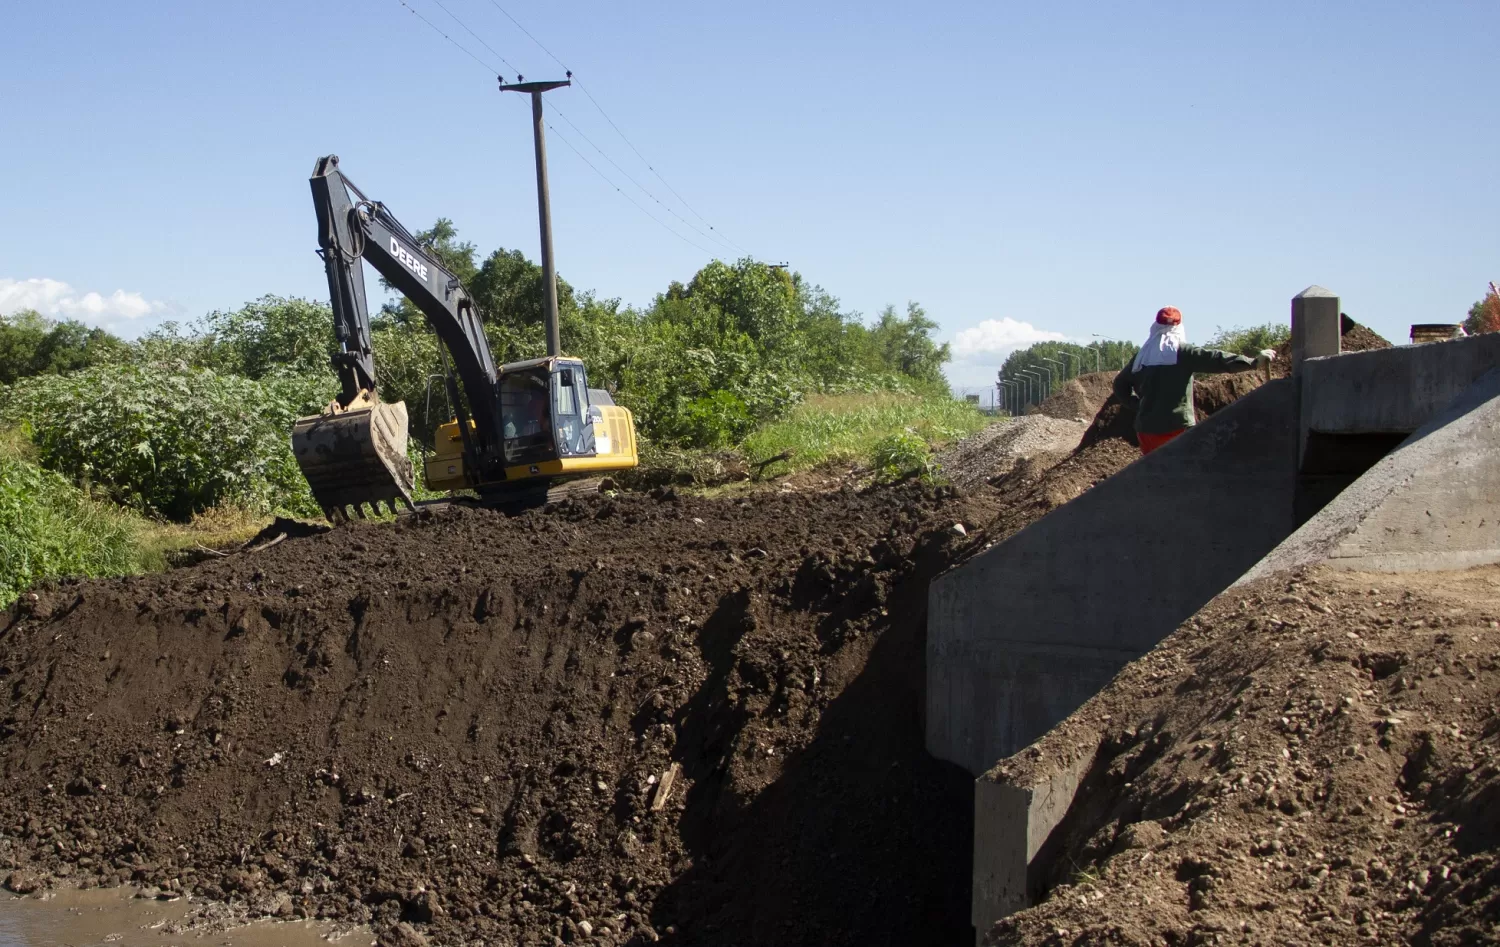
[1269,314,1393,377]
[0,484,999,947]
[986,564,1500,947]
[968,440,1141,553]
[1037,373,1117,422]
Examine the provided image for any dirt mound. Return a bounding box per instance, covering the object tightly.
[1340,315,1393,354]
[1036,373,1116,422]
[940,417,1091,488]
[965,440,1140,555]
[0,485,1000,947]
[1269,313,1393,377]
[985,564,1500,947]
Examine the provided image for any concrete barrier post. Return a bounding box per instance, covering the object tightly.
[1291,285,1341,374]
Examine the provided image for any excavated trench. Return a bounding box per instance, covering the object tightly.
[0,484,1007,947]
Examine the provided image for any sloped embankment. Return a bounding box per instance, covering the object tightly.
[986,565,1500,947]
[0,485,999,947]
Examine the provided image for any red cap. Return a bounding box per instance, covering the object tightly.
[1156,306,1182,326]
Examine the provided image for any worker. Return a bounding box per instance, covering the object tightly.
[1112,306,1275,455]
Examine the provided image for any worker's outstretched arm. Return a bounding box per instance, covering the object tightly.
[1178,345,1258,375]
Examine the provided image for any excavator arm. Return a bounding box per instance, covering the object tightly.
[294,155,506,519]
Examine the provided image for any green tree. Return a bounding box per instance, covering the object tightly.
[0,310,127,385]
[197,295,337,380]
[674,258,799,351]
[466,247,575,355]
[0,430,143,608]
[1464,286,1500,335]
[866,302,951,387]
[379,218,481,325]
[1000,340,1138,407]
[370,322,445,446]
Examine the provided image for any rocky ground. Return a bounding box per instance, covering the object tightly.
[938,416,1091,489]
[986,565,1500,947]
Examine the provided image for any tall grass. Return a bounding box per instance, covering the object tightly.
[0,429,145,607]
[741,392,988,478]
[0,429,271,608]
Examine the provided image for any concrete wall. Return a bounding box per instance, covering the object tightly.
[1301,331,1500,438]
[1247,368,1500,580]
[927,380,1299,776]
[971,747,1097,941]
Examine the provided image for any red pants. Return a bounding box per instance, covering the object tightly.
[1138,428,1186,455]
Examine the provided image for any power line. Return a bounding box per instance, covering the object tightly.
[484,0,571,73]
[482,0,750,256]
[390,0,717,260]
[573,79,749,256]
[395,0,497,75]
[549,104,738,255]
[427,0,520,74]
[545,122,718,257]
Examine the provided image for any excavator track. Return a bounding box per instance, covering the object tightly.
[409,477,613,517]
[291,394,415,521]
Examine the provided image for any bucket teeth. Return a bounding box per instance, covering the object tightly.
[292,396,414,522]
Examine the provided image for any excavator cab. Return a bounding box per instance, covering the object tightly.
[424,357,637,493]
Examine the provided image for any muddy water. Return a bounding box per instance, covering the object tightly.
[0,888,368,946]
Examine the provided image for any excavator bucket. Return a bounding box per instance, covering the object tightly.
[291,395,415,521]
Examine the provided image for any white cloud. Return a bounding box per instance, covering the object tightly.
[0,277,166,326]
[951,317,1067,361]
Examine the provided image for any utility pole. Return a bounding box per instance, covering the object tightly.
[500,75,571,357]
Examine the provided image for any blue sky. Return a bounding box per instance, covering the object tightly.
[2,1,1496,393]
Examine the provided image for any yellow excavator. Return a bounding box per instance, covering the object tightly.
[291,155,637,520]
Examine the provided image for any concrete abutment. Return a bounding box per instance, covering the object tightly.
[934,317,1500,942]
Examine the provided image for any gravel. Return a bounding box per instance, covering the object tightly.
[939,416,1089,487]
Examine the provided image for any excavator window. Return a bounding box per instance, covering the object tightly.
[500,369,557,465]
[553,362,596,457]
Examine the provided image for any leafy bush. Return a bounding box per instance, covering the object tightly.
[870,431,938,483]
[0,364,330,520]
[197,295,338,380]
[1206,322,1292,357]
[0,430,144,607]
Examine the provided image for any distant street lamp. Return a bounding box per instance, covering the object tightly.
[1033,365,1053,396]
[1042,357,1066,386]
[1020,368,1044,406]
